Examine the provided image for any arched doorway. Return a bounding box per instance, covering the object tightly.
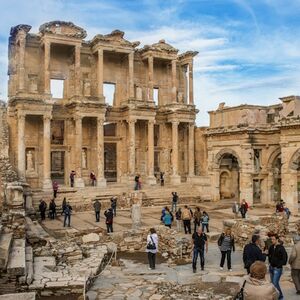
[219,153,240,200]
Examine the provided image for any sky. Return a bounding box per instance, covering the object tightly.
[0,0,300,126]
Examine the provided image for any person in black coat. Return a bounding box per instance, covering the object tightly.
[104,208,114,233]
[243,234,266,274]
[39,199,47,221]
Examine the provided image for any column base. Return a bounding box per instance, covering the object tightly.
[146,176,157,185]
[43,179,53,190]
[74,178,85,188]
[186,175,197,183]
[97,177,107,188]
[170,175,181,185]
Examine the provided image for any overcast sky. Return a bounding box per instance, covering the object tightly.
[0,0,299,125]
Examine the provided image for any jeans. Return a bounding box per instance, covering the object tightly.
[269,266,283,299]
[95,211,100,222]
[106,223,113,233]
[202,223,209,232]
[134,182,138,190]
[40,211,46,220]
[148,252,156,269]
[192,247,205,270]
[171,202,177,212]
[183,220,191,234]
[64,214,71,227]
[50,209,56,220]
[220,250,232,269]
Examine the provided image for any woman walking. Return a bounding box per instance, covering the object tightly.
[218,228,235,271]
[146,228,158,270]
[163,207,173,228]
[201,211,210,232]
[193,207,202,232]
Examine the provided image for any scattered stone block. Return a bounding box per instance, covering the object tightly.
[82,233,100,243]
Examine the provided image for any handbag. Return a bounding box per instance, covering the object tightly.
[234,280,246,300]
[147,235,156,250]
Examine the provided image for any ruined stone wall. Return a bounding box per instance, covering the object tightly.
[195,127,208,175]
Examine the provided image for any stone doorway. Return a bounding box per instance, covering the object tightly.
[104,143,117,182]
[219,154,240,200]
[51,151,65,184]
[253,179,261,203]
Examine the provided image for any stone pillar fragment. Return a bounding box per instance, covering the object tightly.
[128,52,134,98]
[74,44,81,96]
[44,41,51,95]
[97,48,103,98]
[43,115,52,189]
[239,172,253,206]
[18,34,26,92]
[188,123,195,177]
[188,61,194,104]
[170,121,181,184]
[281,171,298,214]
[148,56,153,101]
[97,118,106,187]
[171,59,177,103]
[17,114,26,179]
[74,116,85,187]
[147,120,156,184]
[128,120,136,176]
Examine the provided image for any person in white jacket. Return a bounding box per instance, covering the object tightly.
[146,228,158,270]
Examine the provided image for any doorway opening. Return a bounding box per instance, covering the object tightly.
[51,151,65,184]
[104,143,117,182]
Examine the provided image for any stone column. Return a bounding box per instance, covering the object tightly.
[44,40,51,95]
[170,121,181,184]
[128,52,134,98]
[97,48,104,98]
[74,116,85,187]
[17,113,26,179]
[281,171,298,214]
[147,120,156,184]
[171,59,177,103]
[148,56,153,101]
[211,169,221,202]
[96,118,106,187]
[43,115,52,189]
[239,172,253,206]
[188,61,194,104]
[74,44,81,96]
[18,34,26,92]
[128,120,136,176]
[188,123,195,178]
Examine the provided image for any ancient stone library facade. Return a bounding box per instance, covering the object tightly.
[2,21,300,213]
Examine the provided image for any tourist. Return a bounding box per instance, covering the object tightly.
[52,181,58,198]
[146,228,158,270]
[201,211,210,233]
[49,198,56,220]
[264,232,274,252]
[39,199,47,221]
[283,202,291,220]
[171,192,178,212]
[241,261,279,300]
[193,206,202,232]
[192,226,208,272]
[268,234,288,300]
[289,236,300,295]
[138,175,142,190]
[63,202,72,227]
[93,199,101,222]
[61,197,67,215]
[70,170,76,187]
[175,208,182,232]
[134,174,140,190]
[160,172,164,186]
[163,207,173,228]
[243,235,267,274]
[90,171,97,186]
[160,206,167,222]
[232,201,240,218]
[182,205,192,234]
[111,196,117,217]
[218,228,235,271]
[276,200,284,213]
[104,207,114,233]
[240,199,248,219]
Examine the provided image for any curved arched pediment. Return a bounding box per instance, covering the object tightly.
[289,149,300,171]
[215,148,242,168]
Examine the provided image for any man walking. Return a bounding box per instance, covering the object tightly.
[243,235,266,274]
[289,236,300,295]
[269,234,288,300]
[49,198,56,220]
[104,207,114,233]
[93,199,101,222]
[111,196,117,217]
[171,192,178,212]
[63,202,72,227]
[182,205,192,234]
[52,181,58,198]
[39,199,47,221]
[70,170,76,187]
[192,227,208,272]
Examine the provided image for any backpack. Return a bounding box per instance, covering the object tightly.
[234,280,246,300]
[64,205,71,215]
[147,235,156,250]
[182,209,191,220]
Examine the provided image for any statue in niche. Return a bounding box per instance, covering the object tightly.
[28,75,38,93]
[83,79,91,97]
[26,150,34,172]
[136,86,143,100]
[254,149,261,172]
[82,149,87,169]
[177,92,184,103]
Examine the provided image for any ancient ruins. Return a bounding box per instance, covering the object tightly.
[0,21,300,299]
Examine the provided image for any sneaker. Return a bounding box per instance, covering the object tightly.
[148,267,152,270]
[220,267,223,270]
[229,269,233,272]
[193,269,196,273]
[201,267,204,271]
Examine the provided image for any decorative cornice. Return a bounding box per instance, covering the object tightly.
[139,39,178,55]
[10,24,32,37]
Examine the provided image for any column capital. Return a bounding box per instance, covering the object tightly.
[74,115,82,122]
[171,120,179,126]
[43,114,52,122]
[128,119,137,124]
[148,119,156,125]
[97,118,104,126]
[17,112,26,120]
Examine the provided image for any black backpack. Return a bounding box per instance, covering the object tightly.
[234,280,246,300]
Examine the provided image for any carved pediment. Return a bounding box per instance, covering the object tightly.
[39,21,87,39]
[140,39,178,55]
[91,30,140,49]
